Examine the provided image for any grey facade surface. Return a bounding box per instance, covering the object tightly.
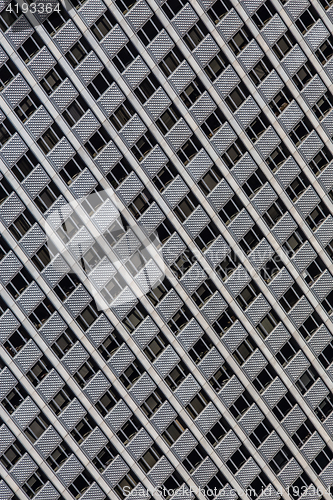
[2,0,333,499]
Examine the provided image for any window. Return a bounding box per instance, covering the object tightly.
[170,249,194,279]
[318,341,333,369]
[201,108,225,138]
[0,118,15,147]
[11,150,38,182]
[73,357,99,388]
[265,143,290,172]
[49,386,74,415]
[206,416,230,446]
[292,61,316,91]
[17,32,44,63]
[0,57,18,91]
[290,473,313,500]
[302,256,325,286]
[123,303,147,333]
[0,235,10,261]
[225,82,250,112]
[295,5,319,34]
[295,366,318,395]
[269,86,293,117]
[31,243,56,272]
[22,469,47,498]
[207,0,232,24]
[0,439,25,469]
[183,444,207,473]
[233,336,257,365]
[110,100,135,131]
[62,96,88,127]
[279,283,303,313]
[239,225,263,255]
[84,126,111,158]
[51,328,77,359]
[306,202,330,231]
[14,91,41,122]
[71,416,96,444]
[319,0,333,9]
[246,112,270,142]
[76,302,99,331]
[189,334,214,364]
[165,361,190,391]
[229,390,253,420]
[95,387,120,416]
[141,389,165,418]
[24,414,49,443]
[312,91,333,120]
[291,419,315,448]
[156,105,181,135]
[242,168,267,199]
[97,330,123,361]
[197,165,222,196]
[28,298,55,329]
[204,50,229,81]
[131,131,157,162]
[119,359,144,389]
[93,442,117,472]
[137,14,163,46]
[152,218,175,246]
[262,199,287,228]
[34,181,61,213]
[316,35,333,65]
[65,38,91,68]
[26,356,52,387]
[6,268,33,299]
[209,361,233,391]
[311,446,333,475]
[161,472,184,500]
[272,391,296,420]
[47,442,72,471]
[180,78,205,108]
[159,47,184,77]
[256,310,280,339]
[260,254,283,283]
[269,445,292,474]
[114,473,139,500]
[253,364,276,393]
[68,470,93,499]
[134,73,160,104]
[87,67,114,99]
[228,26,252,56]
[167,305,193,334]
[227,445,250,474]
[115,0,137,14]
[42,7,69,35]
[39,63,66,95]
[90,10,115,41]
[174,192,199,222]
[152,162,177,193]
[272,30,296,60]
[186,390,209,419]
[117,416,142,445]
[249,418,273,447]
[146,278,172,306]
[176,135,202,165]
[162,418,187,446]
[222,138,246,168]
[113,41,139,73]
[236,281,260,310]
[8,208,36,241]
[248,56,273,86]
[282,229,305,256]
[183,20,209,51]
[252,0,276,29]
[285,173,310,202]
[192,279,217,308]
[205,472,227,497]
[299,311,323,340]
[216,253,240,281]
[314,393,333,421]
[309,146,332,175]
[138,444,162,473]
[219,194,243,225]
[54,274,80,301]
[322,289,333,315]
[37,123,64,153]
[195,221,219,252]
[1,383,27,414]
[212,306,237,335]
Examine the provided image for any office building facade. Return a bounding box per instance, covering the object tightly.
[2,0,333,499]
